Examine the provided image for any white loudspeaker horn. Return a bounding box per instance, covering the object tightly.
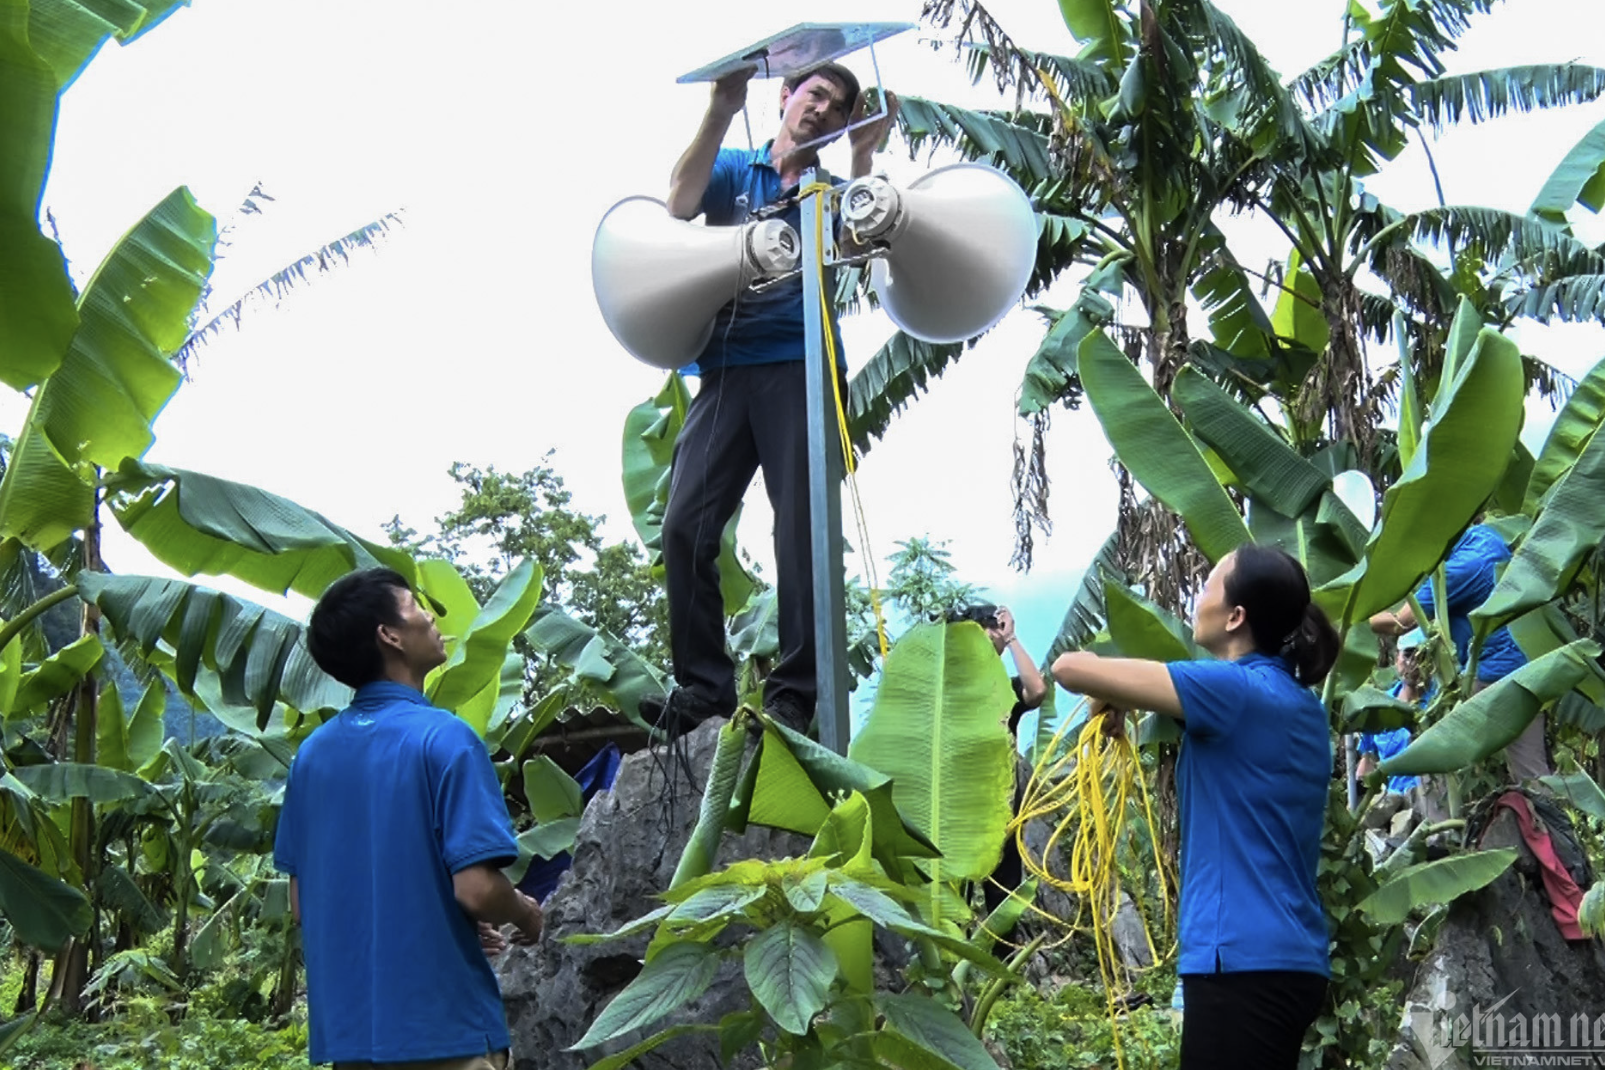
[591,197,801,369]
[841,164,1038,344]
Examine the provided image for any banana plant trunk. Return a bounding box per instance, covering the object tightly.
[55,500,102,1015]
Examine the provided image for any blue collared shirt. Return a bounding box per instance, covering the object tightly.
[1415,524,1527,683]
[1167,653,1331,978]
[688,143,844,374]
[274,681,518,1064]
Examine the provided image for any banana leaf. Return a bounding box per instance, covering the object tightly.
[1079,329,1252,563]
[1316,327,1524,624]
[427,560,542,736]
[78,573,350,728]
[1380,640,1601,776]
[1474,425,1605,630]
[848,622,1016,930]
[1525,355,1605,513]
[1174,366,1330,518]
[107,461,428,603]
[1358,848,1518,925]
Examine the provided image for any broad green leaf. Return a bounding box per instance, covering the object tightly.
[1474,427,1605,630]
[524,604,663,731]
[504,819,583,886]
[849,331,967,454]
[1248,498,1363,590]
[1531,116,1605,224]
[783,868,829,913]
[1525,355,1605,513]
[894,96,1052,187]
[1380,641,1601,776]
[1582,882,1605,939]
[728,588,779,659]
[849,623,1016,925]
[95,866,166,935]
[1271,248,1328,355]
[562,904,673,946]
[569,941,720,1049]
[666,884,766,924]
[39,188,214,471]
[1341,685,1418,733]
[1103,576,1204,664]
[0,410,93,551]
[1321,328,1524,623]
[748,728,832,836]
[1174,366,1329,518]
[758,723,939,869]
[0,849,90,952]
[78,573,351,728]
[521,755,583,823]
[108,461,426,601]
[1079,329,1252,563]
[1358,848,1518,925]
[1492,440,1535,516]
[426,559,542,727]
[879,992,1000,1070]
[1018,286,1116,416]
[0,0,77,392]
[95,679,129,772]
[416,558,481,639]
[0,633,21,718]
[12,762,152,804]
[27,0,188,91]
[825,876,1010,978]
[1057,0,1128,65]
[1194,235,1276,360]
[973,878,1036,957]
[1438,297,1484,399]
[1538,772,1605,823]
[621,373,755,613]
[744,920,838,1035]
[11,633,102,714]
[808,790,875,876]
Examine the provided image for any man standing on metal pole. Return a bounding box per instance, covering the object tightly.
[643,62,897,739]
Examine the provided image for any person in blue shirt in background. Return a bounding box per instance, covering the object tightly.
[645,62,898,736]
[275,569,543,1070]
[1052,545,1338,1069]
[1369,522,1541,783]
[1357,628,1451,820]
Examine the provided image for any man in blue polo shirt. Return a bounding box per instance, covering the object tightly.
[1370,522,1541,783]
[648,62,898,734]
[275,568,543,1069]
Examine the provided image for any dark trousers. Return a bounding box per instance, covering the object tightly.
[662,363,815,717]
[1180,970,1327,1070]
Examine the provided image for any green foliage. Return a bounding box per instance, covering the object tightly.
[986,981,1179,1070]
[883,537,979,622]
[5,1010,308,1070]
[569,788,1008,1069]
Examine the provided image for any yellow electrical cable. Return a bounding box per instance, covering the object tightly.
[990,703,1177,1070]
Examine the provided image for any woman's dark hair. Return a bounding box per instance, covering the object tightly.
[307,568,411,689]
[1222,544,1341,686]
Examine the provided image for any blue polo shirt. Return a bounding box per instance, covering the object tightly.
[1415,524,1526,683]
[689,144,843,374]
[1168,654,1331,977]
[274,682,518,1064]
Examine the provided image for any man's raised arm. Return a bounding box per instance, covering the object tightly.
[668,69,753,219]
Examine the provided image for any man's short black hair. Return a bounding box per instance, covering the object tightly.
[307,568,411,689]
[783,62,860,110]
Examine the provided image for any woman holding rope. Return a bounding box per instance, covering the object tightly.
[1052,545,1338,1070]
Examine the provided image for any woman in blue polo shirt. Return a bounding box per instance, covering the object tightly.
[1053,544,1338,1069]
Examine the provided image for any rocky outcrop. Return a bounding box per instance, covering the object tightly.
[1387,800,1605,1070]
[497,719,809,1070]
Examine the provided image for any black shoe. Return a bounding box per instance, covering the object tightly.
[641,689,725,735]
[763,696,814,736]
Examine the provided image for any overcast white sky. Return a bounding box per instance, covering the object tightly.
[31,0,1605,703]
